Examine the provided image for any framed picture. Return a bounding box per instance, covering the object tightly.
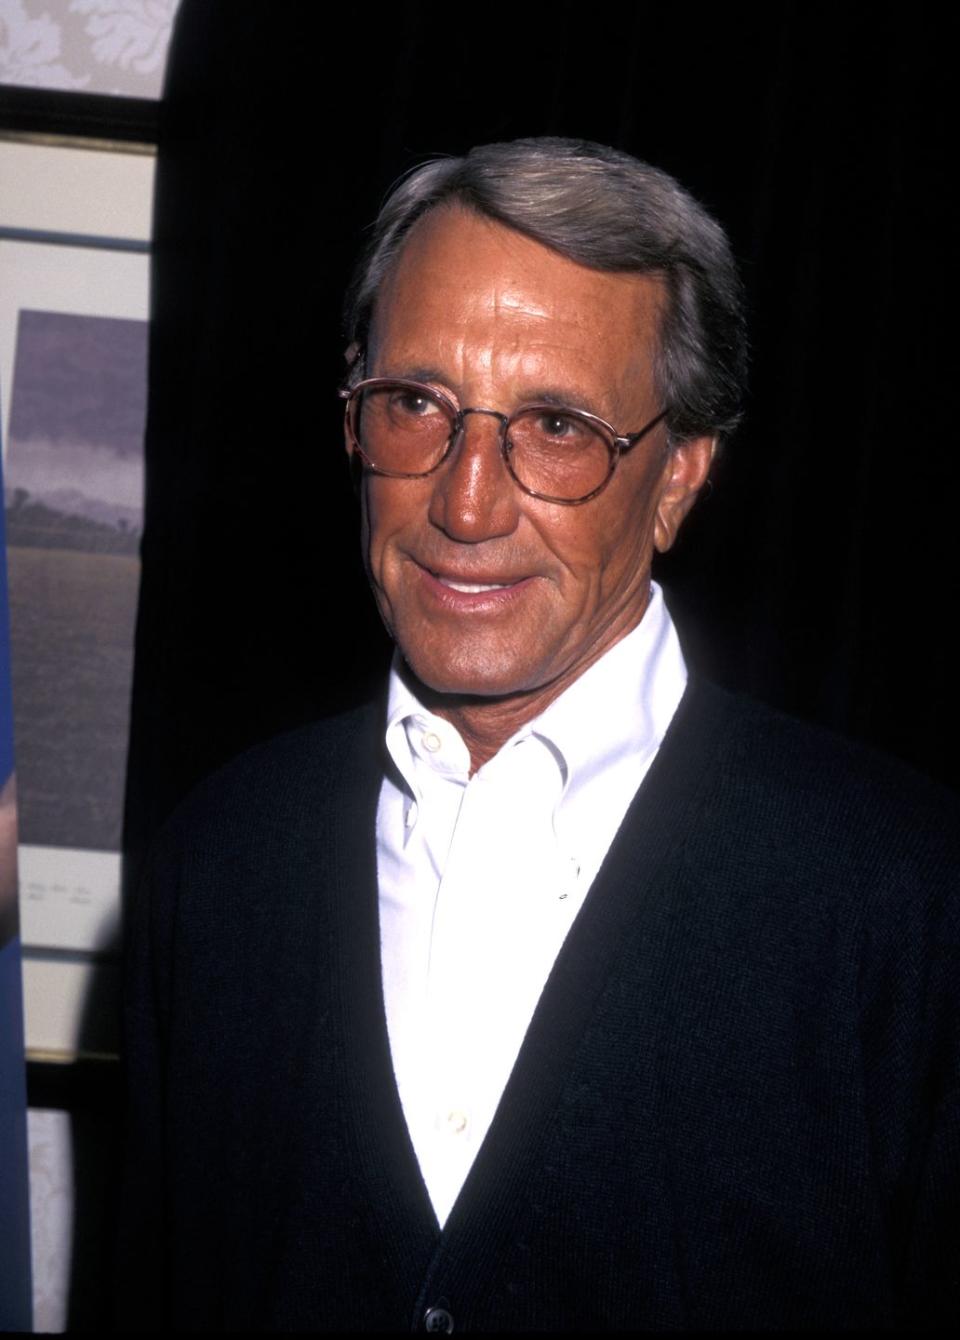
[1,136,153,1058]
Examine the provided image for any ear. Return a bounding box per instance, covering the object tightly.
[342,412,364,497]
[342,342,365,477]
[348,449,365,496]
[653,436,716,553]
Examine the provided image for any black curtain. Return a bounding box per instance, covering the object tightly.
[125,0,957,879]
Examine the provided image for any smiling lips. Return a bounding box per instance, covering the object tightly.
[418,562,532,602]
[441,578,511,593]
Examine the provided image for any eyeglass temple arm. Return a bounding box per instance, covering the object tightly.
[618,408,670,453]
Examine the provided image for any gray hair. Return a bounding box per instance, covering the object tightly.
[343,137,747,445]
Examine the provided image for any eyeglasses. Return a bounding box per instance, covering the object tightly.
[340,378,669,505]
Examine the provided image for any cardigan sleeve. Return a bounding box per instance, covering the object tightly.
[857,828,960,1329]
[897,913,960,1329]
[899,1086,960,1327]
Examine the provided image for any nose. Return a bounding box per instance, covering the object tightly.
[427,408,521,543]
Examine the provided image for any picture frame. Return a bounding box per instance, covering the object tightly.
[0,132,154,1059]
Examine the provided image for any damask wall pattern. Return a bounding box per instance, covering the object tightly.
[0,0,181,99]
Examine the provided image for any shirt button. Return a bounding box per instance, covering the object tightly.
[446,1110,468,1135]
[422,731,442,753]
[423,1306,454,1333]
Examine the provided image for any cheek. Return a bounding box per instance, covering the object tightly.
[547,507,645,593]
[359,487,396,609]
[361,481,400,567]
[360,478,426,597]
[567,479,663,602]
[358,486,375,577]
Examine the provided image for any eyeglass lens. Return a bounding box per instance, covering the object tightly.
[352,383,613,501]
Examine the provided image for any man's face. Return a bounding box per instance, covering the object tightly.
[351,204,713,705]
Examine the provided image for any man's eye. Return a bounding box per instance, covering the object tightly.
[391,390,438,416]
[535,411,584,441]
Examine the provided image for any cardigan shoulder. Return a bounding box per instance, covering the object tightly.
[150,696,384,864]
[676,678,960,892]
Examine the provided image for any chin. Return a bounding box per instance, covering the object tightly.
[400,647,545,704]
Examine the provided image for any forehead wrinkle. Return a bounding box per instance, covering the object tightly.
[486,263,595,332]
[490,278,553,323]
[370,204,663,421]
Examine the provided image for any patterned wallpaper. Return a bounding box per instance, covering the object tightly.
[0,0,181,99]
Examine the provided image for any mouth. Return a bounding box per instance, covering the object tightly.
[414,561,535,607]
[436,577,513,594]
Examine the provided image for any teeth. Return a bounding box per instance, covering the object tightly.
[441,579,509,593]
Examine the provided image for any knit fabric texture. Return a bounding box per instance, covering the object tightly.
[117,680,960,1331]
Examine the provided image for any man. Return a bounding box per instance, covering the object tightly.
[120,139,958,1331]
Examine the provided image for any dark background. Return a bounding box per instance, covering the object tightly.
[125,0,956,886]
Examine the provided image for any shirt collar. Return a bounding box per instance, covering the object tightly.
[384,661,471,806]
[383,580,685,804]
[523,581,685,801]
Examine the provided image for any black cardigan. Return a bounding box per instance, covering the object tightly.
[117,680,959,1331]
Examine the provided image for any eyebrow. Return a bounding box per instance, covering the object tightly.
[385,364,449,386]
[521,386,609,419]
[380,366,611,421]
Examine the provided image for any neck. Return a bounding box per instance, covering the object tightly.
[398,590,651,775]
[427,680,572,775]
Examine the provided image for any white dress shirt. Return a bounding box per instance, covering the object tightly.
[377,581,687,1226]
